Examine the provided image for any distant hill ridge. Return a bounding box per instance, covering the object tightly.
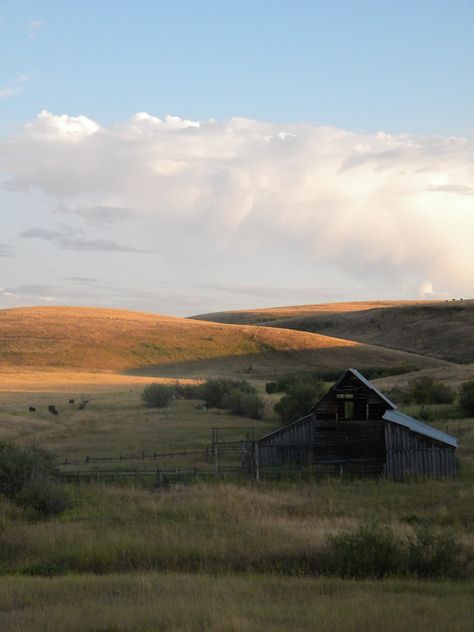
[191,299,474,364]
[0,306,445,377]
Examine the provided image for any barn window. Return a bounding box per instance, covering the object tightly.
[336,393,354,420]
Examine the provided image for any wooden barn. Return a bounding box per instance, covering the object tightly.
[258,368,458,480]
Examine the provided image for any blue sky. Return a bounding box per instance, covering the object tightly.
[2,0,473,135]
[1,1,473,314]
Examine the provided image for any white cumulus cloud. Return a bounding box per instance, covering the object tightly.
[1,111,474,303]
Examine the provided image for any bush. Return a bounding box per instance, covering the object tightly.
[222,389,265,420]
[459,381,474,417]
[141,383,175,408]
[199,378,255,409]
[408,376,455,405]
[407,526,465,579]
[389,377,455,406]
[324,523,466,579]
[274,379,325,423]
[16,474,70,517]
[265,382,279,394]
[172,382,203,400]
[0,442,69,517]
[325,523,404,578]
[0,442,56,498]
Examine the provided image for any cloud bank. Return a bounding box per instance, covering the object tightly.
[1,110,474,308]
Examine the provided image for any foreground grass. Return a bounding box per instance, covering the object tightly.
[0,572,473,632]
[1,478,473,576]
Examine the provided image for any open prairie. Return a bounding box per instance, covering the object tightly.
[0,306,447,384]
[193,300,474,364]
[1,304,474,631]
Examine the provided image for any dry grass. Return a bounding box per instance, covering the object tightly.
[194,300,474,364]
[193,299,424,323]
[0,306,444,384]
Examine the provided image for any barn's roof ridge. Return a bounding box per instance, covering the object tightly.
[338,368,397,410]
[383,409,458,448]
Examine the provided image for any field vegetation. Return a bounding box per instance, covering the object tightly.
[1,304,474,630]
[193,299,474,364]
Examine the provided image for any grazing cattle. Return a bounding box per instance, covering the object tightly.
[68,399,75,404]
[48,405,59,415]
[78,400,89,410]
[28,406,36,412]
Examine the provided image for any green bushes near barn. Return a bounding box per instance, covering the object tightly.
[141,378,265,419]
[459,381,474,417]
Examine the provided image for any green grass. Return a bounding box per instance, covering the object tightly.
[1,380,474,630]
[1,573,473,632]
[1,477,473,577]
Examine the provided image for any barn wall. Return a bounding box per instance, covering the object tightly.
[258,414,386,474]
[384,423,457,480]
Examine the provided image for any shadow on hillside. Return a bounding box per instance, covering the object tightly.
[125,345,442,381]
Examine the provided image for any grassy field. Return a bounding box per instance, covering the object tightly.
[1,304,474,630]
[0,307,446,381]
[1,573,473,632]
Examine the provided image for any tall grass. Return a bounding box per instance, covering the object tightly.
[0,573,473,632]
[0,479,472,577]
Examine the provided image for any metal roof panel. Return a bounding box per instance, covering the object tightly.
[383,409,458,448]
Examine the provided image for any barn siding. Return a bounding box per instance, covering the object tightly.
[384,422,456,480]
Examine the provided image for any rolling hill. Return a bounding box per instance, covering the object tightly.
[0,306,446,381]
[192,300,474,364]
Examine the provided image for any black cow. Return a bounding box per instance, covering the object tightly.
[68,399,75,404]
[28,406,36,412]
[48,405,59,415]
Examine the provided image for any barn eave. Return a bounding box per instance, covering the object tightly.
[382,409,458,448]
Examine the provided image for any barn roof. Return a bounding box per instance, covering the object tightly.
[383,409,458,448]
[335,368,397,410]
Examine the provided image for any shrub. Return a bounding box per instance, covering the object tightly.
[16,474,70,517]
[389,377,455,406]
[274,379,325,423]
[0,443,56,498]
[222,389,265,420]
[323,523,467,580]
[324,523,404,578]
[408,376,455,405]
[459,381,474,417]
[265,382,279,394]
[0,442,69,517]
[199,378,255,409]
[141,383,175,408]
[407,526,465,579]
[173,382,203,400]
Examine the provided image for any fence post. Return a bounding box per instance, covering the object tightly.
[254,440,260,482]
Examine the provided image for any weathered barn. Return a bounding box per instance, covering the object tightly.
[258,368,457,479]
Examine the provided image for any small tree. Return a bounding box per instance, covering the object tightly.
[199,378,255,409]
[0,442,69,517]
[274,379,325,423]
[222,388,265,420]
[141,383,174,408]
[408,376,455,405]
[459,381,474,417]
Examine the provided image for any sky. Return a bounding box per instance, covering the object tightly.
[1,0,473,316]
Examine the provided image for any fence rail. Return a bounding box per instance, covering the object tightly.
[55,442,248,467]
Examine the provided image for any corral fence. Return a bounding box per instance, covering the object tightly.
[54,425,390,488]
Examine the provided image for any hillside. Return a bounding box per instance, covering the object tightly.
[0,306,445,380]
[192,300,474,364]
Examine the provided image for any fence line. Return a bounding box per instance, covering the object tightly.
[55,444,245,467]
